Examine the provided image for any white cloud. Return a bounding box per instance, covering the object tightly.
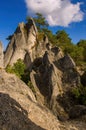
[25,0,84,27]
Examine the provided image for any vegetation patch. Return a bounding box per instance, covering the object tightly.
[6,59,25,78]
[6,59,36,96]
[72,85,86,105]
[28,81,36,95]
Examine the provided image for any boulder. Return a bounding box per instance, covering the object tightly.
[58,54,76,70]
[57,54,80,90]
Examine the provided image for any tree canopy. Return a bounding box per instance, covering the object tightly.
[56,30,71,44]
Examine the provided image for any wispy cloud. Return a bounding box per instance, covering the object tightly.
[25,0,84,27]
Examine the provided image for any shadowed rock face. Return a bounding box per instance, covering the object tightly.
[0,42,4,68]
[30,46,81,121]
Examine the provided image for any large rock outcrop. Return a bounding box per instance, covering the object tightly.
[4,18,49,70]
[0,70,62,130]
[30,45,81,120]
[3,18,86,129]
[4,19,37,68]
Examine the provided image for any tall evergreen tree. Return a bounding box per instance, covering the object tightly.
[56,30,71,44]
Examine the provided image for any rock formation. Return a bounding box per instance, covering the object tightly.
[4,18,82,119]
[4,18,48,69]
[30,45,81,120]
[4,19,37,67]
[0,69,86,130]
[0,41,4,68]
[2,18,86,129]
[0,69,62,130]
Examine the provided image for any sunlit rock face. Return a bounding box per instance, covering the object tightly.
[4,18,38,68]
[4,18,50,71]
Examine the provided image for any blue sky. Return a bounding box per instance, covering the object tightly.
[0,0,86,49]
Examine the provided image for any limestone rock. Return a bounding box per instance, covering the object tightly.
[58,54,76,70]
[56,54,80,89]
[30,49,69,120]
[0,41,4,68]
[30,45,81,121]
[0,70,86,130]
[30,70,45,105]
[0,70,62,130]
[3,18,86,129]
[4,19,38,68]
[4,19,50,70]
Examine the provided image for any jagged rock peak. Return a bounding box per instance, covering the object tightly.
[15,22,25,33]
[4,18,52,69]
[4,18,38,68]
[30,17,38,33]
[0,41,4,68]
[15,18,37,35]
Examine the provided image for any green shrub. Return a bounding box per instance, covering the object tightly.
[6,59,25,78]
[28,81,36,94]
[6,59,36,95]
[6,65,14,73]
[13,59,25,78]
[37,32,44,41]
[72,85,86,105]
[72,87,80,99]
[21,71,30,84]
